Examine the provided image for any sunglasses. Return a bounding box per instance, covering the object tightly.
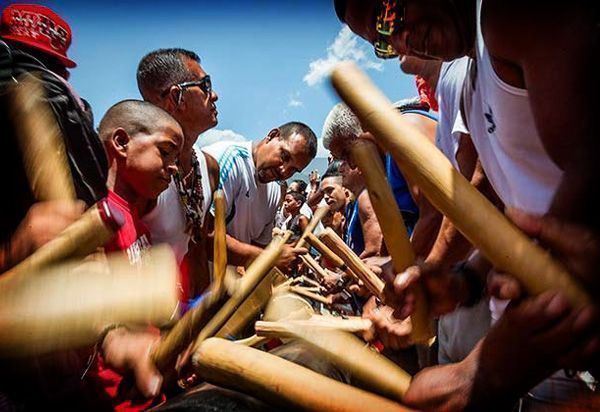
[161,75,212,98]
[374,0,405,59]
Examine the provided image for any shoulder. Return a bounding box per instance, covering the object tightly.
[357,191,375,216]
[202,152,220,192]
[401,112,437,143]
[482,0,589,61]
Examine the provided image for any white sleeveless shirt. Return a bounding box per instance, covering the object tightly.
[142,148,213,263]
[465,0,563,216]
[466,2,593,405]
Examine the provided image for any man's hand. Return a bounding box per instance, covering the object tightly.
[508,208,600,298]
[3,200,85,269]
[101,327,162,399]
[276,244,307,270]
[377,260,465,319]
[321,268,342,293]
[309,170,320,188]
[361,296,412,350]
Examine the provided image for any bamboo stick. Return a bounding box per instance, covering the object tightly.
[255,316,372,338]
[192,233,291,350]
[301,254,328,281]
[215,268,286,339]
[0,200,122,286]
[350,139,432,342]
[192,338,413,412]
[305,232,346,268]
[0,245,178,356]
[151,191,228,375]
[320,228,385,297]
[258,322,412,402]
[296,206,329,249]
[10,75,75,200]
[289,285,332,305]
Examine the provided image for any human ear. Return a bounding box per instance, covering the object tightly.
[111,128,131,158]
[266,128,280,141]
[164,86,183,112]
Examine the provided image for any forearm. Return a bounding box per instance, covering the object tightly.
[410,202,443,259]
[424,216,472,269]
[225,234,263,267]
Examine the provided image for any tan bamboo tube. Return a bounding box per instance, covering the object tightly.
[350,139,432,342]
[10,75,75,200]
[151,191,228,375]
[255,316,372,337]
[320,228,385,297]
[331,62,589,306]
[193,338,413,412]
[288,285,332,305]
[292,275,323,289]
[296,205,329,249]
[215,268,286,339]
[258,322,411,402]
[0,245,179,356]
[305,232,346,268]
[192,233,291,350]
[0,200,123,287]
[301,254,328,281]
[212,190,227,292]
[234,334,269,347]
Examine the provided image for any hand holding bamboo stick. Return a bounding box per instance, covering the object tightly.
[151,191,228,375]
[0,245,179,357]
[0,199,123,286]
[331,62,590,306]
[350,139,432,342]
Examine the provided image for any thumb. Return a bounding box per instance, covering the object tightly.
[133,357,163,398]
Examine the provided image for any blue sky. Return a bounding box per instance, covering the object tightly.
[4,0,417,166]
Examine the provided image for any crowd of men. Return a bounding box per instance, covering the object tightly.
[0,1,598,411]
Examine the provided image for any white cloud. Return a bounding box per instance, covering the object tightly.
[195,129,247,149]
[303,26,383,87]
[288,98,303,108]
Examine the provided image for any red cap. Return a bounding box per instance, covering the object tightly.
[1,4,76,68]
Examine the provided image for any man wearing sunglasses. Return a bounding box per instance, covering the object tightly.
[335,0,600,410]
[137,48,221,298]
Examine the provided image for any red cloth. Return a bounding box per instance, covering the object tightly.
[89,190,159,411]
[416,75,439,112]
[104,190,152,264]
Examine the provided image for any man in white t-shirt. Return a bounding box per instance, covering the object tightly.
[203,122,318,269]
[137,48,221,297]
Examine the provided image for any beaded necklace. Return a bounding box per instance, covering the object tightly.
[174,150,204,241]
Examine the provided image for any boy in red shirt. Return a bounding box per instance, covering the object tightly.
[91,99,183,410]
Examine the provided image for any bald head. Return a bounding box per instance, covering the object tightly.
[98,100,181,143]
[322,103,363,160]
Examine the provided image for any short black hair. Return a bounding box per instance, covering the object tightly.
[285,190,306,205]
[279,121,318,159]
[98,99,178,142]
[137,48,200,99]
[290,179,308,193]
[334,0,347,23]
[322,160,343,179]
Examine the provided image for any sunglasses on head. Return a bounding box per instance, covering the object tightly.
[161,75,212,98]
[374,0,405,59]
